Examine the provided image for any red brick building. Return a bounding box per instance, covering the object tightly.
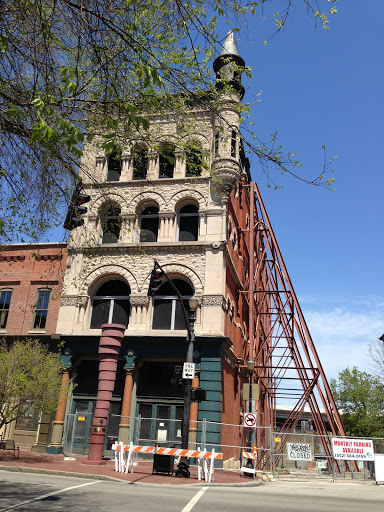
[0,243,67,447]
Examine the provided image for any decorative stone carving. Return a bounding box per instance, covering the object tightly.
[211,158,241,194]
[60,295,78,306]
[129,296,149,307]
[202,295,225,307]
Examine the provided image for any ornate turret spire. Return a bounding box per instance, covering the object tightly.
[213,30,245,99]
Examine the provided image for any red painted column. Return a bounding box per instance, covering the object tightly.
[83,323,125,465]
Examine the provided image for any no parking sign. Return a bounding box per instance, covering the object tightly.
[244,413,256,427]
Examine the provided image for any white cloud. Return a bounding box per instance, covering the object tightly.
[303,305,384,381]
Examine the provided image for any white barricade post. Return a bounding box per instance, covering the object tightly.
[124,442,134,474]
[112,441,124,473]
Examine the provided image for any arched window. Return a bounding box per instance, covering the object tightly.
[102,207,121,243]
[152,278,193,330]
[132,147,148,180]
[186,146,202,177]
[139,205,159,242]
[159,145,175,178]
[177,204,199,241]
[90,280,130,329]
[107,152,122,181]
[0,288,13,329]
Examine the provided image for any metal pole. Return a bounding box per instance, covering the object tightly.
[177,305,197,477]
[246,369,254,470]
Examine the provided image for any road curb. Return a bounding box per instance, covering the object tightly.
[0,465,263,487]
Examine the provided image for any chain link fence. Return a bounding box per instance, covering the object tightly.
[62,413,384,480]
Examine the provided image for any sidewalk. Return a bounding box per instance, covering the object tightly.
[0,450,262,487]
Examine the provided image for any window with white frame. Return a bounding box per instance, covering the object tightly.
[177,204,199,241]
[139,205,159,242]
[152,278,193,330]
[90,280,130,329]
[0,289,12,329]
[32,289,51,330]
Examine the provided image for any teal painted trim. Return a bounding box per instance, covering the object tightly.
[197,410,221,422]
[200,361,222,371]
[46,446,64,454]
[198,380,221,392]
[198,400,223,413]
[204,391,222,403]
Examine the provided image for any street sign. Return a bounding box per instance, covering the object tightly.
[182,362,195,379]
[244,413,256,427]
[243,383,260,401]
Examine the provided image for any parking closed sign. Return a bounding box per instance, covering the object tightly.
[287,442,312,461]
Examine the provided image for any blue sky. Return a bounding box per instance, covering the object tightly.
[232,1,384,381]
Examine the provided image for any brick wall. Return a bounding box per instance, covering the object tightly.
[0,243,67,336]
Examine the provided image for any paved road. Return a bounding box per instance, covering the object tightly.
[0,471,383,512]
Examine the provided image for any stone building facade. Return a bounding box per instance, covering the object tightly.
[51,32,253,458]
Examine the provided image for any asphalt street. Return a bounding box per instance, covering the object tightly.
[0,471,383,512]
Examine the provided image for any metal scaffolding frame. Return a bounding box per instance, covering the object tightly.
[241,181,355,472]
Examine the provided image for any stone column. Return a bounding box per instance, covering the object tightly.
[46,368,71,454]
[84,323,125,465]
[188,374,200,450]
[118,368,135,444]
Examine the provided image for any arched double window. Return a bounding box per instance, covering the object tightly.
[139,205,159,242]
[186,146,202,177]
[152,278,193,330]
[102,206,121,243]
[90,280,130,329]
[107,152,122,181]
[177,204,199,241]
[132,146,148,180]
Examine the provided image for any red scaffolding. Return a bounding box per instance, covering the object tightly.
[242,181,354,471]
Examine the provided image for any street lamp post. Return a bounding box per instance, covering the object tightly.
[246,360,255,471]
[177,296,198,478]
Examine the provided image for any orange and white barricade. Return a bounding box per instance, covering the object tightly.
[112,443,223,478]
[240,450,258,479]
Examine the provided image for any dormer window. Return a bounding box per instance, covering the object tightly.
[107,152,122,181]
[159,145,175,178]
[132,147,148,180]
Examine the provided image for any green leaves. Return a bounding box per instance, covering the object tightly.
[331,366,384,438]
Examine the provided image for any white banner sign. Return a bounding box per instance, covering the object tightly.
[287,442,312,461]
[332,438,375,461]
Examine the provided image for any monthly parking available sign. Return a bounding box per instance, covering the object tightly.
[332,438,374,461]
